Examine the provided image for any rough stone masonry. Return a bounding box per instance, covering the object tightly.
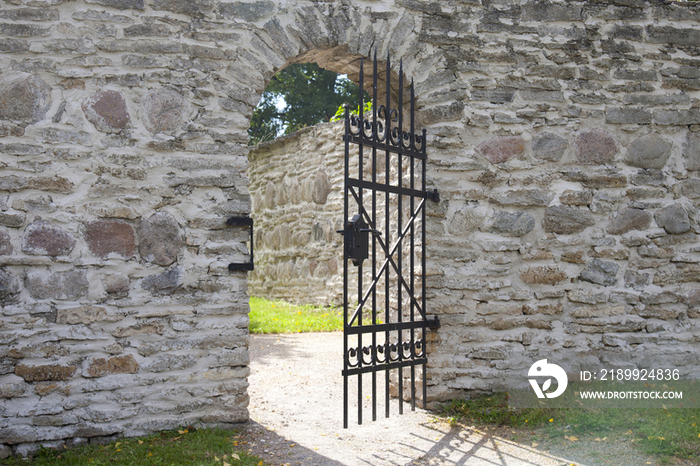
[248,122,344,307]
[0,0,699,456]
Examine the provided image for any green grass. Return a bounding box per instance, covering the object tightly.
[440,392,700,462]
[249,296,343,333]
[0,427,263,466]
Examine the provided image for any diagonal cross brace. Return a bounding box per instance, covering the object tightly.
[347,186,427,327]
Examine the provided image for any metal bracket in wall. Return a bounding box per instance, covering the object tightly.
[427,316,441,331]
[226,216,254,272]
[427,189,440,202]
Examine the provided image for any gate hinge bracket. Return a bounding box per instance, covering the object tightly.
[427,189,440,202]
[427,316,441,331]
[226,216,254,272]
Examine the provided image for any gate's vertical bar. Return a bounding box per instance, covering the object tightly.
[357,57,365,426]
[371,50,378,423]
[409,78,416,411]
[396,58,404,416]
[343,99,351,429]
[384,51,392,420]
[421,126,428,410]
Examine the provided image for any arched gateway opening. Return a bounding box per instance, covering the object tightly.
[245,46,439,430]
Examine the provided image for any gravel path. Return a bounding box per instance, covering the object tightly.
[243,332,689,466]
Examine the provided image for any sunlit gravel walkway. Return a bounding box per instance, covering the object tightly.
[243,332,676,466]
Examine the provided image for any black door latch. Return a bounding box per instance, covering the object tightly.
[336,214,379,266]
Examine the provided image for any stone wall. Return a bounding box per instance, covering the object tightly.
[418,0,700,402]
[0,0,255,456]
[0,0,700,455]
[248,122,344,306]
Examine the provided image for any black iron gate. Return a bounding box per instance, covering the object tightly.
[340,51,439,428]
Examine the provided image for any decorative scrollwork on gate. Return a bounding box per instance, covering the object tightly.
[347,103,425,154]
[345,339,426,369]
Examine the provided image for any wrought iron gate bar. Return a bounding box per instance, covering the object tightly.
[347,254,425,327]
[345,320,428,334]
[344,358,428,377]
[348,178,427,198]
[344,133,426,159]
[345,197,428,327]
[342,49,430,429]
[348,186,428,239]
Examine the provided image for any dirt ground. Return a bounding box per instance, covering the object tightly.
[241,332,696,466]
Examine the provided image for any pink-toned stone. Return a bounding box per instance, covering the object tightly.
[476,135,526,164]
[0,74,52,124]
[21,219,76,256]
[574,128,617,165]
[141,88,191,134]
[84,219,136,259]
[82,90,130,133]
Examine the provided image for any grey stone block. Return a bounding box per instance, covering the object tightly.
[580,259,620,286]
[489,211,535,237]
[655,204,692,234]
[0,23,51,37]
[532,132,568,161]
[85,0,145,9]
[218,1,276,21]
[142,266,183,293]
[606,208,652,235]
[624,133,672,169]
[25,270,88,300]
[138,212,184,266]
[684,131,700,171]
[606,107,652,125]
[647,25,700,47]
[654,109,700,126]
[1,38,31,54]
[543,206,595,235]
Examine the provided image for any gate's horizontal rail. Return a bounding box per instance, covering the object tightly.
[345,321,427,335]
[344,134,426,159]
[348,177,426,199]
[342,357,428,376]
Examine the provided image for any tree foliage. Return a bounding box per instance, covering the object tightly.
[248,63,367,145]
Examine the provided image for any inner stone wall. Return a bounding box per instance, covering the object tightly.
[248,122,344,306]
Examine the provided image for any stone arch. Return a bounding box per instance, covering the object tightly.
[215,1,451,138]
[240,2,451,312]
